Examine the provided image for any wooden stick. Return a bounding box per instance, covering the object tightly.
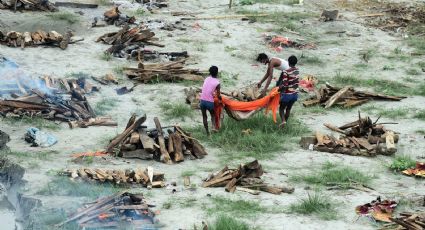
[106,115,146,153]
[154,117,172,164]
[181,14,269,20]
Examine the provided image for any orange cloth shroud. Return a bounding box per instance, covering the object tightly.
[213,87,281,129]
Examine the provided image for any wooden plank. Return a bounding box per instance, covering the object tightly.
[138,128,155,152]
[384,131,396,152]
[173,133,184,162]
[153,117,172,164]
[235,186,260,195]
[129,132,140,144]
[225,178,237,193]
[324,86,351,108]
[202,174,233,187]
[121,149,153,160]
[353,137,374,151]
[167,133,175,153]
[324,123,346,135]
[106,115,146,153]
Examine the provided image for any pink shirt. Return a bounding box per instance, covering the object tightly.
[200,76,220,102]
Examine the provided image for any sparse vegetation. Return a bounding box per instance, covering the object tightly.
[159,102,194,121]
[300,53,324,65]
[94,98,119,116]
[1,116,59,130]
[46,12,80,24]
[181,170,196,177]
[406,68,420,75]
[208,215,251,230]
[218,71,238,86]
[1,149,58,161]
[207,196,267,217]
[101,52,112,61]
[190,113,309,161]
[413,110,425,121]
[289,193,338,220]
[359,48,376,62]
[389,155,416,172]
[407,36,425,54]
[292,162,372,189]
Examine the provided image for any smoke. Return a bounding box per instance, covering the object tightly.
[0,57,53,98]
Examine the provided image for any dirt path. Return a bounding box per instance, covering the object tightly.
[1,0,424,229]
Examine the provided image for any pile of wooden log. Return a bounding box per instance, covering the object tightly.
[62,166,165,188]
[203,160,294,195]
[300,113,399,157]
[125,59,206,83]
[0,30,80,50]
[302,84,406,108]
[381,212,425,230]
[58,191,157,229]
[0,0,56,11]
[106,115,207,164]
[96,25,163,57]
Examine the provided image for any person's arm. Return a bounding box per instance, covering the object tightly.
[259,64,274,96]
[257,66,271,87]
[216,84,222,102]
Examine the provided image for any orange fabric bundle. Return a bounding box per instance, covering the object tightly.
[214,87,281,129]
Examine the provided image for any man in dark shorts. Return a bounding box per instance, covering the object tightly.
[276,55,299,128]
[200,66,221,135]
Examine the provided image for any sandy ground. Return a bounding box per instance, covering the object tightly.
[1,0,425,229]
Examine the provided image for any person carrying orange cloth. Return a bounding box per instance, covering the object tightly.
[200,66,222,136]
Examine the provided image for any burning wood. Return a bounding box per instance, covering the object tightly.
[302,83,406,108]
[58,191,158,228]
[0,0,56,11]
[106,115,207,164]
[300,113,399,156]
[124,59,206,83]
[203,160,294,195]
[264,34,316,52]
[0,30,81,49]
[62,167,165,188]
[356,197,397,223]
[96,25,163,57]
[381,211,425,230]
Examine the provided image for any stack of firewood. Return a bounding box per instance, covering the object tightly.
[107,115,207,164]
[0,30,80,50]
[0,0,56,11]
[203,160,294,195]
[96,25,163,57]
[303,83,406,108]
[62,167,165,188]
[58,191,157,229]
[300,113,399,156]
[125,59,206,83]
[381,212,425,230]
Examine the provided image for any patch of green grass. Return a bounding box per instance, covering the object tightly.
[36,176,125,199]
[417,61,425,69]
[159,102,194,121]
[354,63,368,69]
[224,46,238,53]
[65,71,92,79]
[208,196,267,217]
[113,65,126,75]
[407,36,425,54]
[25,208,79,230]
[292,162,372,189]
[189,113,309,161]
[288,193,338,220]
[300,53,324,65]
[101,52,112,61]
[385,47,412,62]
[46,12,80,24]
[181,170,196,177]
[406,68,421,75]
[413,110,425,121]
[416,130,425,135]
[195,42,206,52]
[383,65,395,71]
[237,10,315,33]
[94,98,119,116]
[162,200,173,209]
[389,155,416,172]
[363,106,411,119]
[218,71,238,86]
[359,48,376,62]
[1,116,59,130]
[176,197,198,208]
[332,72,413,96]
[414,82,425,96]
[209,215,251,230]
[176,38,191,43]
[240,0,300,5]
[297,105,327,115]
[2,149,58,161]
[95,0,111,5]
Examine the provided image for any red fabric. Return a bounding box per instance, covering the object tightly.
[213,87,281,129]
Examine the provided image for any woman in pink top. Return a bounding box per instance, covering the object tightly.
[200,66,221,135]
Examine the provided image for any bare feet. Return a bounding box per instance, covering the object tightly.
[278,122,286,129]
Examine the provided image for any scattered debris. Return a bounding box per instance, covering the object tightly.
[300,113,399,156]
[382,211,425,230]
[302,83,406,108]
[115,85,137,95]
[92,74,119,85]
[402,162,425,178]
[299,75,318,92]
[0,30,81,50]
[124,59,205,83]
[0,0,56,11]
[321,10,339,21]
[102,6,136,27]
[363,3,425,35]
[132,49,189,62]
[264,34,317,51]
[97,25,163,58]
[58,191,158,228]
[356,197,397,222]
[0,130,10,149]
[24,127,57,147]
[203,160,294,195]
[62,166,165,187]
[106,115,207,164]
